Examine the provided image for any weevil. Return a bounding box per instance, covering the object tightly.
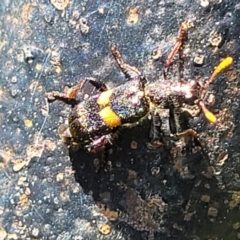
[45,23,232,153]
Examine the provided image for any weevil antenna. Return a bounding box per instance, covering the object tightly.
[203,57,233,90]
[197,100,217,124]
[198,57,233,123]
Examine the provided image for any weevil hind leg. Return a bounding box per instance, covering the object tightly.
[45,79,88,102]
[111,45,147,86]
[88,78,109,92]
[45,78,109,103]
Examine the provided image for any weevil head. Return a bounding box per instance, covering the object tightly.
[182,80,202,104]
[189,80,202,99]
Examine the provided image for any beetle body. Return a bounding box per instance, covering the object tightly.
[68,79,149,150]
[45,41,232,152]
[67,77,201,148]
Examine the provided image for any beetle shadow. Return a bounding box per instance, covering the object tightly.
[68,117,219,239]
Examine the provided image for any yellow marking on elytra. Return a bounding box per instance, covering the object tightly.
[205,57,233,89]
[99,106,121,128]
[97,90,113,106]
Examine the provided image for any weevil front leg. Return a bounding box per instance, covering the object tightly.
[111,46,147,87]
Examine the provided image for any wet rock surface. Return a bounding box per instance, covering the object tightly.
[0,0,240,239]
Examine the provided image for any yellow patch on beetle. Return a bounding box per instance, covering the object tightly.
[99,106,121,128]
[97,90,113,106]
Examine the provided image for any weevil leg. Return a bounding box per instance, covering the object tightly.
[58,124,72,144]
[169,108,183,135]
[177,129,198,138]
[181,106,201,118]
[176,128,203,147]
[178,57,184,82]
[148,109,173,149]
[90,146,111,172]
[172,106,204,147]
[163,22,187,78]
[99,147,111,170]
[88,132,117,171]
[88,78,108,92]
[148,110,164,149]
[57,124,83,151]
[45,78,109,102]
[111,45,146,85]
[86,133,113,153]
[45,79,88,101]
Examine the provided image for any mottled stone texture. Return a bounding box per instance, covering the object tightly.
[0,0,240,239]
